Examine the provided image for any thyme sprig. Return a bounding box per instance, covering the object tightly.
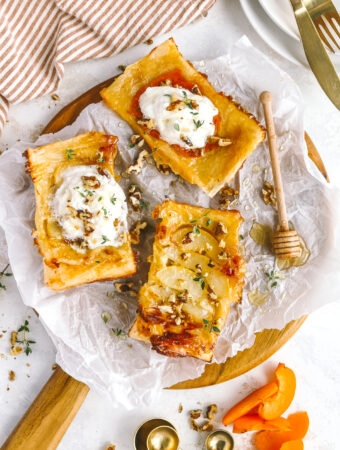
[203,319,220,333]
[265,270,280,288]
[193,276,205,290]
[65,148,75,160]
[0,263,12,291]
[16,320,36,355]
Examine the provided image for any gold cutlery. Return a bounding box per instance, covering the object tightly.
[303,0,340,52]
[289,0,340,109]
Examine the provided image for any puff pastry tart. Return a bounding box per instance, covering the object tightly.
[25,132,136,291]
[101,38,265,197]
[129,200,246,362]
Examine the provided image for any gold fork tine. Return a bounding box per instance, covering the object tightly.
[314,16,336,51]
[326,12,340,44]
[319,14,340,50]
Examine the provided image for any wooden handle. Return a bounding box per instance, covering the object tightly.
[260,91,289,231]
[1,366,89,450]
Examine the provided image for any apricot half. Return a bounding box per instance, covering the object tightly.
[233,414,291,433]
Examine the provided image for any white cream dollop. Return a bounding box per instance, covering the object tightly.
[51,165,128,252]
[138,86,218,149]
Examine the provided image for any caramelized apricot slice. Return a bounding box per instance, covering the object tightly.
[258,363,296,420]
[280,440,304,450]
[222,382,278,426]
[233,414,291,433]
[255,412,309,450]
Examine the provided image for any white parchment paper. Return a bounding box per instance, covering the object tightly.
[0,37,339,408]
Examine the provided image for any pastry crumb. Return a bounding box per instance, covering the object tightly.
[51,93,60,101]
[144,38,153,45]
[9,370,16,381]
[105,445,116,450]
[178,403,183,413]
[130,221,147,245]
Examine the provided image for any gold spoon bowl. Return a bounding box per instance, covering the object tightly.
[135,419,179,450]
[205,430,234,450]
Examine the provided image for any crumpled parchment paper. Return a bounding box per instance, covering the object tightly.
[0,37,339,409]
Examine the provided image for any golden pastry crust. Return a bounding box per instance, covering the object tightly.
[25,131,136,291]
[129,200,246,362]
[100,38,265,197]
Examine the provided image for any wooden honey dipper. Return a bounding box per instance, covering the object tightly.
[260,91,301,258]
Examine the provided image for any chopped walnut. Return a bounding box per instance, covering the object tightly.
[114,282,137,297]
[175,317,182,326]
[208,259,215,268]
[130,221,147,244]
[105,446,116,450]
[190,409,202,419]
[51,93,60,101]
[126,150,149,175]
[190,418,213,432]
[177,290,190,303]
[137,118,155,129]
[192,84,202,95]
[9,370,16,381]
[130,134,144,148]
[180,134,193,147]
[219,239,226,249]
[180,252,189,261]
[215,222,228,235]
[84,222,95,236]
[262,181,276,205]
[118,64,126,71]
[219,184,239,209]
[166,99,186,111]
[159,305,174,314]
[207,136,232,147]
[81,175,100,189]
[144,38,153,45]
[78,210,93,221]
[195,264,203,273]
[218,251,229,260]
[128,184,143,212]
[182,232,194,244]
[97,167,109,178]
[157,163,171,174]
[206,404,218,420]
[160,79,172,86]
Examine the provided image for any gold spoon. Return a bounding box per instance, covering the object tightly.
[205,429,234,450]
[147,425,179,450]
[134,419,179,450]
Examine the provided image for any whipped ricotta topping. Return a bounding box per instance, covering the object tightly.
[139,86,218,149]
[51,165,128,252]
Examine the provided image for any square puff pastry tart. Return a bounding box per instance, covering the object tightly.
[25,131,136,291]
[101,38,265,197]
[129,200,246,362]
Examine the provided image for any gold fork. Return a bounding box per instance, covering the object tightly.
[303,0,340,52]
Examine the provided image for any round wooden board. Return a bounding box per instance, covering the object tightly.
[43,78,328,389]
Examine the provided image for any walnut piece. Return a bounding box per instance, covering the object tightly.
[262,181,276,206]
[126,150,149,175]
[190,409,202,419]
[9,370,16,381]
[219,184,239,209]
[114,282,137,297]
[130,221,147,245]
[206,404,218,420]
[207,136,232,147]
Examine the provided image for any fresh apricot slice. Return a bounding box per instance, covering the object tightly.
[258,363,296,420]
[222,381,278,426]
[233,414,291,433]
[280,440,304,450]
[255,412,309,450]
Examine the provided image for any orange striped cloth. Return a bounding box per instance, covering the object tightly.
[0,0,215,134]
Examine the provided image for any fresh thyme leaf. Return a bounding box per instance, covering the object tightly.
[101,235,109,244]
[129,143,135,148]
[203,319,209,324]
[139,200,149,210]
[164,94,172,99]
[174,123,180,131]
[65,148,75,160]
[193,225,200,235]
[182,90,188,98]
[239,234,244,240]
[16,319,35,356]
[193,119,204,129]
[0,263,12,290]
[152,148,159,153]
[193,276,205,290]
[98,196,103,201]
[110,196,116,205]
[190,111,199,116]
[102,207,108,218]
[95,261,101,263]
[271,281,278,288]
[190,211,209,223]
[212,326,221,333]
[85,189,94,196]
[79,192,85,198]
[0,282,6,291]
[97,156,105,162]
[206,218,212,226]
[112,328,127,339]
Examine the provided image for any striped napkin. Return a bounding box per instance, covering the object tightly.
[0,0,215,135]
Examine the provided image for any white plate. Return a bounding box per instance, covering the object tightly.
[259,0,299,40]
[240,0,307,66]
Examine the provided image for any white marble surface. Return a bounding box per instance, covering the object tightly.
[0,1,339,449]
